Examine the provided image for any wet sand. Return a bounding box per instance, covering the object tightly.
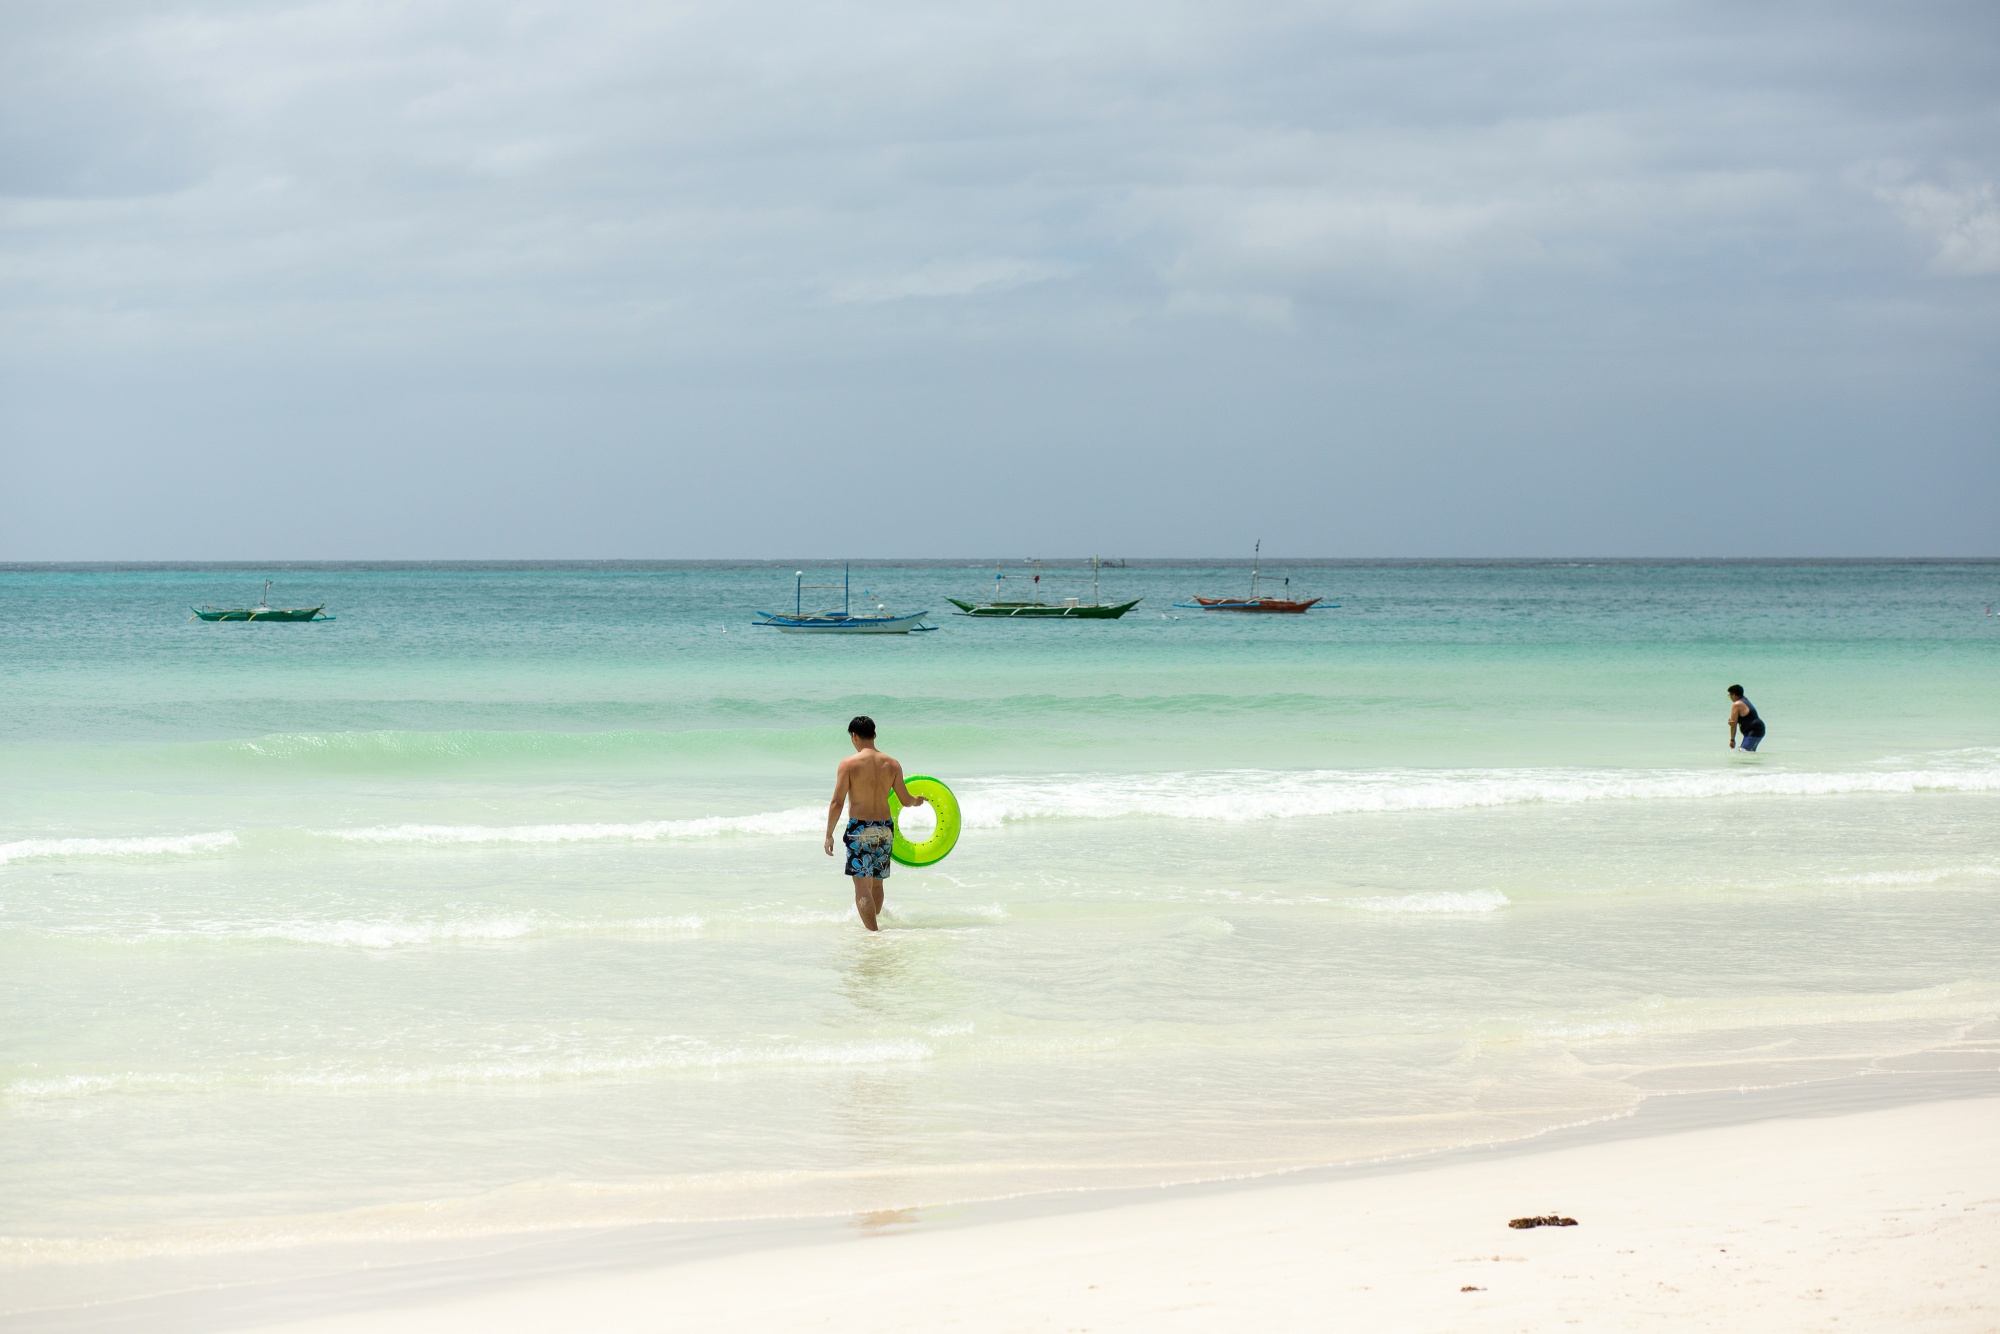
[13,1077,1996,1334]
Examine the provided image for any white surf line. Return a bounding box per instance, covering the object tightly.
[326,810,822,845]
[0,831,238,865]
[305,760,2000,848]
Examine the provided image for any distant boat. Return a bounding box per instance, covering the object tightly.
[1174,543,1332,614]
[191,581,331,622]
[753,566,937,634]
[949,557,1141,619]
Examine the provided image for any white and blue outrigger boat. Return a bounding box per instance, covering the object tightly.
[753,566,937,634]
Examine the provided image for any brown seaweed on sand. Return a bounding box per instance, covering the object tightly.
[1508,1215,1578,1229]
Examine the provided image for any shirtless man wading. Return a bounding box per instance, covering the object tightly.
[824,715,924,931]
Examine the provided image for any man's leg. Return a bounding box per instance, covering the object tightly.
[852,876,880,931]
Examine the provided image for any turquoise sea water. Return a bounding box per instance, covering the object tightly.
[3,561,1997,1264]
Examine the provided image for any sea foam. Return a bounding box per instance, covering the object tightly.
[1351,890,1511,914]
[963,761,2000,824]
[19,759,1992,865]
[49,913,711,949]
[3,1038,937,1102]
[308,757,2000,849]
[330,809,821,844]
[0,831,237,865]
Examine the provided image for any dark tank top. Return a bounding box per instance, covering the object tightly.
[1737,698,1765,736]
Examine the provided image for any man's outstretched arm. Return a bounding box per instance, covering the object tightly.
[891,763,924,808]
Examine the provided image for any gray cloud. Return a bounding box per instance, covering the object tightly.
[2,0,1996,556]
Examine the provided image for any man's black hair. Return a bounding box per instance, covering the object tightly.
[848,715,877,739]
[1727,684,1744,697]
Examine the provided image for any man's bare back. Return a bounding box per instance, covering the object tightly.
[834,747,906,821]
[824,715,923,931]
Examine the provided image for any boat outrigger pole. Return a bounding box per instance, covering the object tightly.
[790,565,856,616]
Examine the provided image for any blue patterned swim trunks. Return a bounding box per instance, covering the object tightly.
[843,819,894,879]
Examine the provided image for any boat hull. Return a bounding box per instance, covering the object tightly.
[948,598,1141,619]
[1188,597,1321,613]
[192,606,328,622]
[753,612,936,634]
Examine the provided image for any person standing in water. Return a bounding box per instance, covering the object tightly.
[1726,685,1767,752]
[824,716,924,931]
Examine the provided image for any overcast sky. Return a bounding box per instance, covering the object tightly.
[3,0,1996,558]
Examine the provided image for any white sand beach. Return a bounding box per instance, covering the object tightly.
[18,1087,1977,1334]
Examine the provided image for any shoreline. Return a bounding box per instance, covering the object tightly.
[11,1067,1997,1333]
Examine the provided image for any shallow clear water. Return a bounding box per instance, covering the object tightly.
[3,561,1997,1260]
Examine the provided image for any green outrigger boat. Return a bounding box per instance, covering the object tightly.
[191,581,332,622]
[949,557,1141,619]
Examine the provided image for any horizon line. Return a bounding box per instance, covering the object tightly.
[5,556,1997,571]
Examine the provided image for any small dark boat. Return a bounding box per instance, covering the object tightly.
[949,597,1141,619]
[1188,594,1321,613]
[951,557,1141,618]
[191,581,331,622]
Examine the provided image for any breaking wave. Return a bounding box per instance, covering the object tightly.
[1351,890,1511,914]
[3,1039,937,1102]
[12,755,1994,863]
[320,756,2000,847]
[40,914,710,949]
[0,832,237,866]
[330,809,820,845]
[964,759,2000,823]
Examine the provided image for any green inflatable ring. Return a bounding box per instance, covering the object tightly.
[888,776,961,867]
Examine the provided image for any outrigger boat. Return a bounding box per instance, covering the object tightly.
[949,557,1141,619]
[191,581,331,622]
[754,566,936,634]
[1174,543,1332,613]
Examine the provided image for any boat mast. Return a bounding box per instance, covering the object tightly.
[844,564,851,616]
[795,571,803,617]
[1251,541,1260,599]
[1093,555,1100,605]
